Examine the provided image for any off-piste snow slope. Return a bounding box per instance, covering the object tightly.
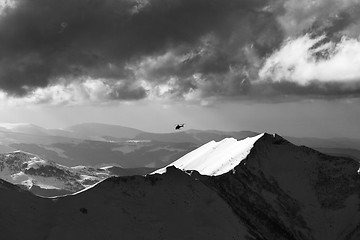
[0,150,113,196]
[153,133,264,176]
[0,133,360,240]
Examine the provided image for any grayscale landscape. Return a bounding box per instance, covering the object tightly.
[1,0,360,239]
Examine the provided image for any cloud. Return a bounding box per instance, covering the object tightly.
[0,78,148,106]
[274,0,360,37]
[108,81,148,100]
[0,0,278,98]
[2,0,360,104]
[0,0,17,15]
[259,34,360,83]
[253,33,360,100]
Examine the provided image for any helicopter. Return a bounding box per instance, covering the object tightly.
[174,123,185,130]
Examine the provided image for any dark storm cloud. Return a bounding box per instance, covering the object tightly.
[2,0,360,103]
[108,81,148,100]
[0,0,279,98]
[309,4,360,41]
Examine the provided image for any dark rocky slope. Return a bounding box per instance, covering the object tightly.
[204,134,360,240]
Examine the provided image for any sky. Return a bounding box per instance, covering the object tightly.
[0,0,360,138]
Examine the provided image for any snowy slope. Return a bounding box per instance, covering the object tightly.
[0,151,113,196]
[153,133,264,176]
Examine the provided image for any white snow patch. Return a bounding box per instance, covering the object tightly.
[79,175,99,181]
[34,182,61,190]
[71,166,88,170]
[126,140,151,143]
[12,172,28,182]
[68,177,109,196]
[26,157,47,169]
[29,176,67,189]
[152,133,264,176]
[21,179,33,189]
[0,123,30,130]
[100,166,114,170]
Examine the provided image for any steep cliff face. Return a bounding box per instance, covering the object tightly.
[204,133,360,240]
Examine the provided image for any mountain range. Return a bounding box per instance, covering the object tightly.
[0,123,198,168]
[0,150,156,197]
[1,122,360,168]
[0,133,359,239]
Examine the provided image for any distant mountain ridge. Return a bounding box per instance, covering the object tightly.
[1,122,360,168]
[0,123,197,168]
[64,122,144,140]
[135,129,260,144]
[0,150,109,196]
[0,151,156,197]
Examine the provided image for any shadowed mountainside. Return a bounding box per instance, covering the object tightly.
[0,168,248,240]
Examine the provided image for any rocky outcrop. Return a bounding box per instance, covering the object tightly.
[204,133,360,240]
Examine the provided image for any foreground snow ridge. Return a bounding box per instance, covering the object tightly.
[153,133,265,176]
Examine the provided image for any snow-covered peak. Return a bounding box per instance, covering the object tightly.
[152,133,265,176]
